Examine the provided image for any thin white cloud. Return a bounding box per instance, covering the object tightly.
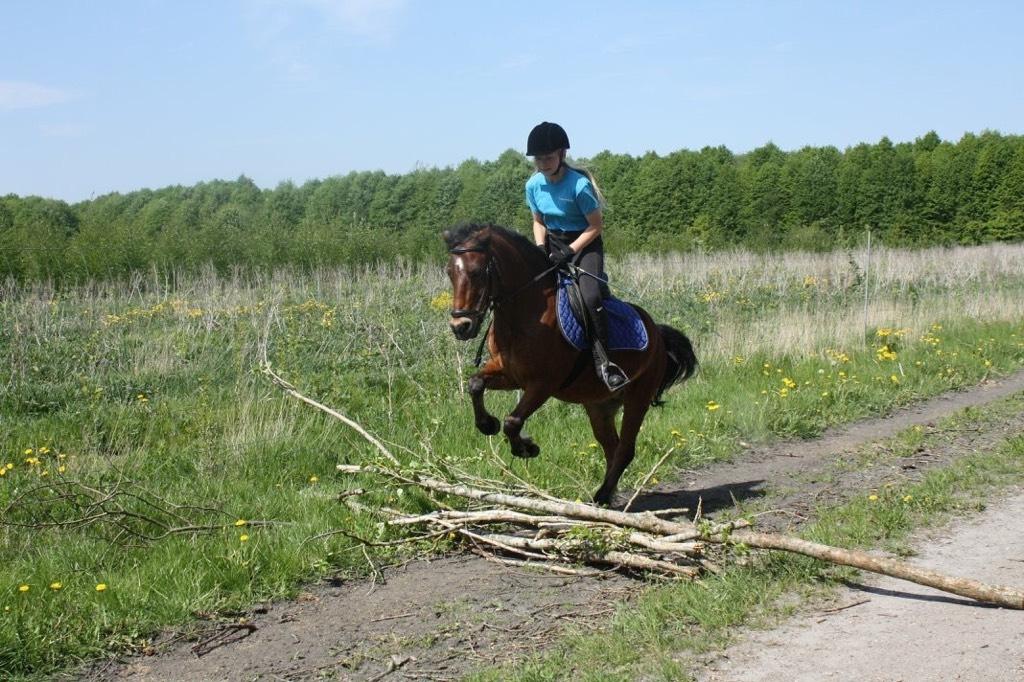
[39,123,87,138]
[246,0,406,42]
[309,0,406,39]
[243,0,406,81]
[501,53,539,70]
[0,81,74,111]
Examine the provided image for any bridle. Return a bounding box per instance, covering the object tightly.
[447,244,498,323]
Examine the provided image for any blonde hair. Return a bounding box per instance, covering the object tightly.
[567,161,606,208]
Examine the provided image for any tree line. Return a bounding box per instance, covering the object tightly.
[2,130,1022,283]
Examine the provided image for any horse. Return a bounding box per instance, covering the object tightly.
[443,223,697,505]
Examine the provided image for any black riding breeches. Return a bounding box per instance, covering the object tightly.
[547,233,609,343]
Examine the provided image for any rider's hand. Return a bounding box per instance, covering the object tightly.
[548,241,575,266]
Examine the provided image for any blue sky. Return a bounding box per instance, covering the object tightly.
[2,0,1022,202]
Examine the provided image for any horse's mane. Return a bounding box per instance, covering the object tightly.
[444,223,544,263]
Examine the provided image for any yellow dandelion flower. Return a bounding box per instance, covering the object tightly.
[23,448,33,456]
[49,582,62,591]
[429,291,453,311]
[240,534,250,542]
[234,519,247,527]
[903,495,913,502]
[890,375,900,384]
[309,475,318,483]
[782,377,796,389]
[95,583,107,592]
[868,494,879,501]
[706,401,721,411]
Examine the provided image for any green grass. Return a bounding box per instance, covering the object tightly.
[467,395,1024,682]
[2,244,1024,676]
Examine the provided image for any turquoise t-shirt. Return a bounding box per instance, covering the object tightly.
[525,168,600,233]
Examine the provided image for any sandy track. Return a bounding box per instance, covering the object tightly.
[697,489,1024,682]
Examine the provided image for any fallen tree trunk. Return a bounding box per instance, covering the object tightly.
[728,531,1024,610]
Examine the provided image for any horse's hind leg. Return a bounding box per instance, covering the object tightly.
[593,397,649,506]
[584,400,621,471]
[503,387,550,458]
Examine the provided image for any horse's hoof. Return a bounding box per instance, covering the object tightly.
[593,487,614,507]
[511,437,540,459]
[476,416,500,436]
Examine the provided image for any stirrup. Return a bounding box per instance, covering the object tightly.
[600,362,630,391]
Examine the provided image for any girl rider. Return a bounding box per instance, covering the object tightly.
[524,121,629,391]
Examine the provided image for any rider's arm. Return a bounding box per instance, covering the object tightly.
[532,213,548,248]
[568,209,603,254]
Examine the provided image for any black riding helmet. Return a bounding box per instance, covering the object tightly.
[526,122,570,156]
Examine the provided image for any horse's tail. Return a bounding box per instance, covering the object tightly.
[653,324,698,406]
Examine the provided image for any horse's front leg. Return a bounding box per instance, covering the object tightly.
[468,359,514,436]
[503,387,551,459]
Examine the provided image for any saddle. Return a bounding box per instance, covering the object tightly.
[555,273,648,352]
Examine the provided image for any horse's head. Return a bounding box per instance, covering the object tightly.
[443,225,496,341]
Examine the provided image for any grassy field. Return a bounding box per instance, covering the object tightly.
[2,242,1024,676]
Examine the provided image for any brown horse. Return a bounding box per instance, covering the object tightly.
[443,223,697,505]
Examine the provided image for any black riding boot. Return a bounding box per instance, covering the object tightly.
[589,304,629,391]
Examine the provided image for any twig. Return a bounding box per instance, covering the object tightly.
[819,598,870,614]
[190,623,258,658]
[262,358,401,467]
[622,446,676,513]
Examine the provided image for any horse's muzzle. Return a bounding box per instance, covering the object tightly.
[449,315,480,340]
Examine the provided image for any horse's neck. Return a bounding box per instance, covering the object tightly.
[492,239,552,329]
[494,239,548,299]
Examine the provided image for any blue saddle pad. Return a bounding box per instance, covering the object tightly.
[556,274,648,351]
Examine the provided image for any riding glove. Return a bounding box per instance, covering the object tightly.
[548,240,575,266]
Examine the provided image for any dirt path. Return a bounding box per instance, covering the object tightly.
[79,371,1024,682]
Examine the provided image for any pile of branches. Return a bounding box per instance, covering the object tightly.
[336,463,736,579]
[335,463,1024,610]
